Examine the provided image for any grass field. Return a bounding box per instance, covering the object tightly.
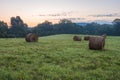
[0,34,120,80]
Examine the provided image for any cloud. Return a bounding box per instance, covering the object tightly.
[39,14,46,16]
[38,11,74,17]
[66,18,85,20]
[45,17,85,21]
[39,13,65,17]
[89,13,120,17]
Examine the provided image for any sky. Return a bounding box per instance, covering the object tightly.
[0,0,120,27]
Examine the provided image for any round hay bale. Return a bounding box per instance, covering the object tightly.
[89,36,105,50]
[73,36,81,41]
[25,33,32,42]
[102,34,107,39]
[101,34,107,47]
[25,33,38,42]
[84,36,90,41]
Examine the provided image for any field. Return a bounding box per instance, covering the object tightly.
[0,34,120,80]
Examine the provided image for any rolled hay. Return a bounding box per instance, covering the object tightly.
[25,33,32,42]
[102,34,107,39]
[102,34,107,47]
[73,36,81,41]
[89,36,105,50]
[84,36,90,41]
[25,33,38,42]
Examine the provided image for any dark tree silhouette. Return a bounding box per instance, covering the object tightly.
[33,20,54,36]
[0,21,8,38]
[113,18,120,35]
[8,16,28,37]
[0,17,119,38]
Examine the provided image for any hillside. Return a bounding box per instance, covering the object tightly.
[0,34,120,80]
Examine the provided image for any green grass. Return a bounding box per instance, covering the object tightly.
[0,34,120,80]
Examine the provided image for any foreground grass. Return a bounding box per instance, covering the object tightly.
[0,34,120,80]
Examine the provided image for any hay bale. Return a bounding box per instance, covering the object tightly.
[25,33,32,42]
[84,36,90,41]
[73,36,81,41]
[25,33,38,42]
[102,34,107,47]
[102,34,107,38]
[89,36,105,50]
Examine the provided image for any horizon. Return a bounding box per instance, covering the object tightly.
[0,0,120,27]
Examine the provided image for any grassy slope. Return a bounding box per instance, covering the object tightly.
[0,34,120,80]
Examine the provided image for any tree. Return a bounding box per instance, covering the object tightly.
[8,16,28,37]
[113,18,120,35]
[59,19,72,24]
[33,20,54,36]
[82,22,114,35]
[54,19,82,34]
[0,21,8,38]
[83,22,101,35]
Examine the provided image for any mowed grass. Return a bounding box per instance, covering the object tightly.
[0,34,120,80]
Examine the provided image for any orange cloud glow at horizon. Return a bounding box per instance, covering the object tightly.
[0,15,119,27]
[0,0,120,27]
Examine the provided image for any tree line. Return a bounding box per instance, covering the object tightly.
[0,16,120,38]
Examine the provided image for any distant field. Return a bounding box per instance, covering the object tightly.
[0,34,120,80]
